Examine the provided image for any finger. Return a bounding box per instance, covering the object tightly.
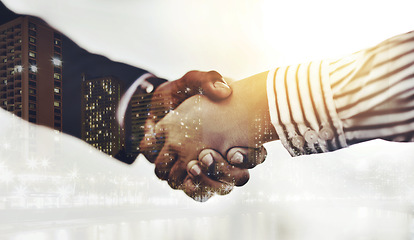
[153,124,177,180]
[226,146,267,169]
[167,158,190,190]
[198,149,250,186]
[139,119,165,163]
[169,70,232,105]
[154,145,177,181]
[182,176,214,202]
[198,71,232,101]
[186,161,234,196]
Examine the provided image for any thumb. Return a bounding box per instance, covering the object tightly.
[226,146,267,169]
[200,71,232,101]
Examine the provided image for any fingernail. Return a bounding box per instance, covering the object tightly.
[190,165,201,176]
[230,151,244,164]
[201,153,213,167]
[213,81,230,89]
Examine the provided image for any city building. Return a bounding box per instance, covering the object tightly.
[81,75,124,157]
[129,80,169,157]
[0,16,63,130]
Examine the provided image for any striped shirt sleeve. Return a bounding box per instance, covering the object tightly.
[267,30,414,156]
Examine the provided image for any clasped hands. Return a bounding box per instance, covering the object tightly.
[140,70,269,201]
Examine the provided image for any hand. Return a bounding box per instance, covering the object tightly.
[152,71,275,201]
[139,71,268,201]
[139,70,232,162]
[183,147,267,201]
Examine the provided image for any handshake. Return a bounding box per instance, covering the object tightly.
[139,70,277,202]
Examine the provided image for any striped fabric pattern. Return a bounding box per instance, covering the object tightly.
[267,31,414,156]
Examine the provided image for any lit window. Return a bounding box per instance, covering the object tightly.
[54,73,61,80]
[54,87,60,93]
[51,57,62,67]
[54,101,60,107]
[14,65,23,73]
[30,65,38,73]
[29,51,36,58]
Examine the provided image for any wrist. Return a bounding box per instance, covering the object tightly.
[226,71,278,148]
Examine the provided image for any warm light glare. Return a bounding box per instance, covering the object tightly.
[260,0,414,64]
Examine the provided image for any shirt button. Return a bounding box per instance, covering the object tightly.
[291,135,305,148]
[304,130,318,144]
[319,127,334,140]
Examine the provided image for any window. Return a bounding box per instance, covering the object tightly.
[54,73,61,80]
[54,32,61,39]
[29,73,36,80]
[54,101,60,107]
[29,88,36,95]
[54,46,61,53]
[29,103,36,109]
[54,87,60,93]
[29,23,36,30]
[29,44,36,51]
[54,39,61,45]
[29,30,36,37]
[29,110,36,116]
[29,81,36,87]
[30,65,38,73]
[29,59,36,65]
[29,37,36,44]
[54,95,61,101]
[29,117,36,123]
[29,95,36,101]
[29,52,36,58]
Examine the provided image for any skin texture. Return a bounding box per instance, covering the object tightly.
[139,70,269,201]
[152,71,277,201]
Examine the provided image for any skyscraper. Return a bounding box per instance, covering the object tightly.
[0,16,63,130]
[81,75,124,157]
[129,84,170,157]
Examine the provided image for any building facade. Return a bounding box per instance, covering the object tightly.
[81,75,124,157]
[0,16,63,130]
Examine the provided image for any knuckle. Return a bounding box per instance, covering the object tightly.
[234,170,250,187]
